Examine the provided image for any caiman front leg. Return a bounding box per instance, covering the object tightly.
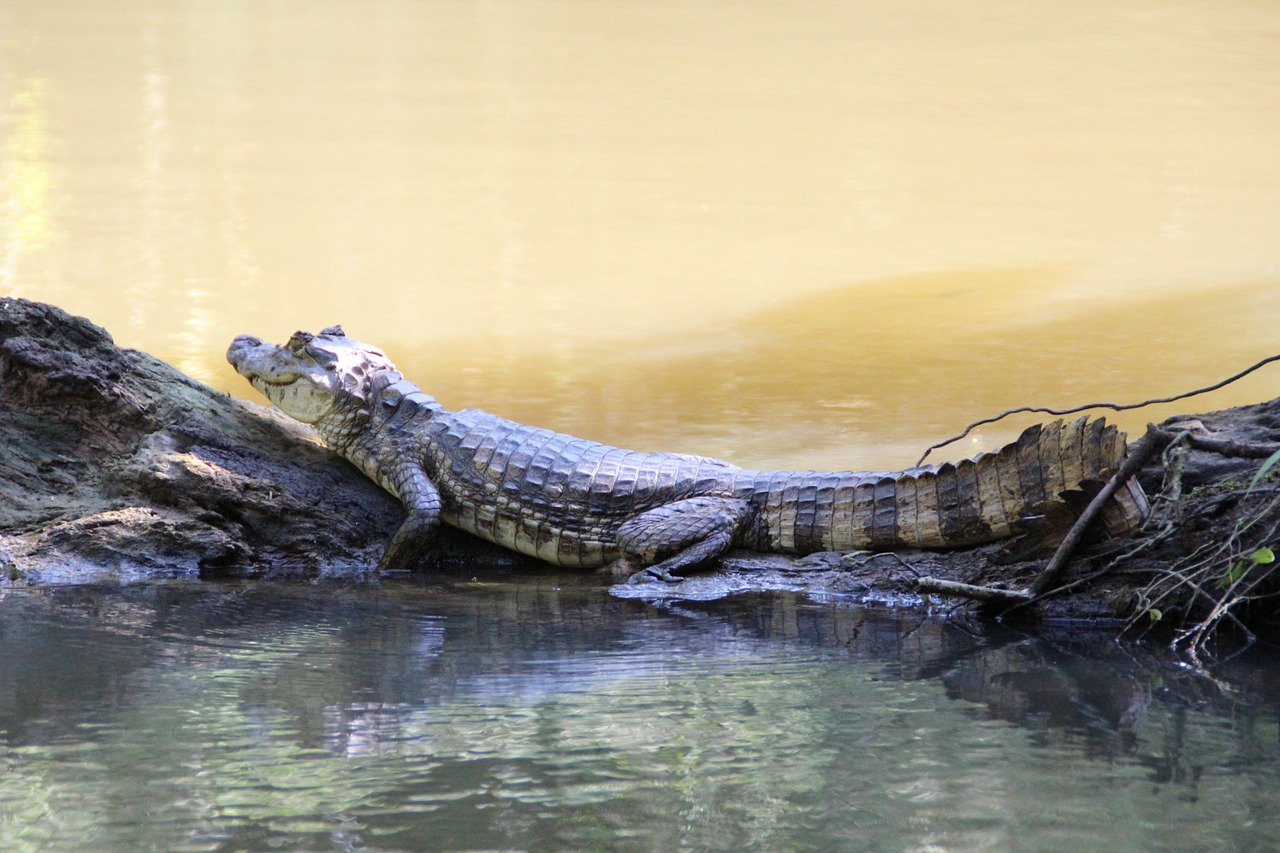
[377,461,443,571]
[617,497,755,584]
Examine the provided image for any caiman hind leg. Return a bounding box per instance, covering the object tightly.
[617,497,755,583]
[377,462,443,571]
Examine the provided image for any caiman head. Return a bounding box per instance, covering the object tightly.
[226,326,399,426]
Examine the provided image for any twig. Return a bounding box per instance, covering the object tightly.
[914,576,1034,604]
[916,352,1280,466]
[1186,434,1280,459]
[917,427,1174,611]
[914,577,1030,604]
[1126,490,1280,657]
[1153,432,1191,522]
[843,550,920,575]
[1028,424,1174,596]
[1007,525,1175,614]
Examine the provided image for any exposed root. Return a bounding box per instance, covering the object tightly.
[1124,478,1280,666]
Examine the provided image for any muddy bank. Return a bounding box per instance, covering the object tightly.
[3,298,1278,650]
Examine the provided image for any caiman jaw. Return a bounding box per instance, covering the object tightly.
[249,371,305,388]
[226,333,339,424]
[228,334,307,386]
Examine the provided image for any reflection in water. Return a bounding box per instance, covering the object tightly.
[2,1,1278,466]
[1,581,1278,851]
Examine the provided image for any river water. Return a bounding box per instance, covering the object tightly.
[3,2,1280,850]
[4,0,1279,470]
[2,578,1280,852]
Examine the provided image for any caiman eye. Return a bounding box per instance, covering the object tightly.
[306,343,340,368]
[287,331,313,355]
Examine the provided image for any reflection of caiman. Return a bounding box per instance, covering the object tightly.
[227,327,1149,580]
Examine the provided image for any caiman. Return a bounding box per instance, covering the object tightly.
[227,327,1149,581]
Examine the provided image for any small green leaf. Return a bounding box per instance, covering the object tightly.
[1249,546,1276,564]
[1227,561,1246,584]
[1248,449,1280,491]
[1148,608,1162,622]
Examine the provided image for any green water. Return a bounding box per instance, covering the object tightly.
[2,577,1277,852]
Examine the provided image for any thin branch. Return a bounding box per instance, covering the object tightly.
[1028,425,1173,596]
[914,576,1034,604]
[1186,434,1280,459]
[916,352,1280,466]
[1005,526,1174,615]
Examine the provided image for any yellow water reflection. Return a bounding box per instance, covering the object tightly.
[2,0,1278,469]
[1,78,54,291]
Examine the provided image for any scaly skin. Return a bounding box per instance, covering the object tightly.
[227,327,1149,581]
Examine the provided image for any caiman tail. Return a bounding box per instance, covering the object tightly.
[751,416,1149,555]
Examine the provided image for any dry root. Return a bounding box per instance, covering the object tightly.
[1123,446,1280,666]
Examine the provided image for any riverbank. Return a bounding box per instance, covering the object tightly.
[3,297,1278,659]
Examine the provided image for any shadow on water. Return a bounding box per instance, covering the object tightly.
[2,574,1279,851]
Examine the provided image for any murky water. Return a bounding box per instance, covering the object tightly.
[3,0,1279,469]
[2,578,1279,852]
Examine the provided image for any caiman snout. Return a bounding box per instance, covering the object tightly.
[228,333,263,351]
[226,334,270,374]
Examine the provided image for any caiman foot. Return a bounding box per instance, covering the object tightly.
[604,558,681,585]
[616,496,752,585]
[626,565,683,585]
[376,509,439,572]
